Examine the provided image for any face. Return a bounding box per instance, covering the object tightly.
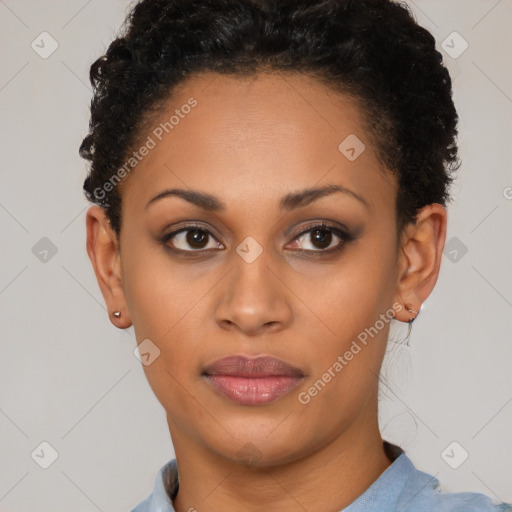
[93,71,422,467]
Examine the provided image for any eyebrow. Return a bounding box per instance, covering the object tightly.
[145,184,370,212]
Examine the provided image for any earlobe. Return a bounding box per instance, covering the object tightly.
[393,203,447,323]
[85,206,132,329]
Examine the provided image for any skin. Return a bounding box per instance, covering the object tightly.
[86,71,447,512]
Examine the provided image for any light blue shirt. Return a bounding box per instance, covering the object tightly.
[131,442,512,512]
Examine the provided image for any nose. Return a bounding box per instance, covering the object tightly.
[214,248,293,337]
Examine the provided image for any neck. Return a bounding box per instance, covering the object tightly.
[168,403,393,512]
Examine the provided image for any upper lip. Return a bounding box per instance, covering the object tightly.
[203,355,305,378]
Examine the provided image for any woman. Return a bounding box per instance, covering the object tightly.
[80,0,512,511]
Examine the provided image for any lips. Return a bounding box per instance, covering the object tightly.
[203,355,305,406]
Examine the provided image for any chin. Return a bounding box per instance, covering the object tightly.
[199,420,314,469]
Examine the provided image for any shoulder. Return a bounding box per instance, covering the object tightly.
[397,457,512,512]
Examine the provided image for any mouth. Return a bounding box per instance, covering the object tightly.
[202,355,305,406]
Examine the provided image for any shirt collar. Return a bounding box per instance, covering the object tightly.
[343,441,412,512]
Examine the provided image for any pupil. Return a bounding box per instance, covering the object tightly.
[187,229,207,248]
[312,229,331,249]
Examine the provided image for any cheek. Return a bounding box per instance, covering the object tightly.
[122,248,208,412]
[290,247,397,434]
[121,238,198,338]
[121,243,213,379]
[289,235,398,347]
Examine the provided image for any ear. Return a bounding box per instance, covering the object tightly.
[393,203,447,323]
[85,205,132,329]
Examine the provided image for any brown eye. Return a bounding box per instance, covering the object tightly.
[186,229,209,249]
[162,226,222,252]
[309,228,333,250]
[291,224,352,253]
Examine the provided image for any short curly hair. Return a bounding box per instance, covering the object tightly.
[80,0,459,238]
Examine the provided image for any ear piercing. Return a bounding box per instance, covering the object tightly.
[113,311,121,318]
[406,305,419,323]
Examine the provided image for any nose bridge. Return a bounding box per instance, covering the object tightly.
[215,236,292,334]
[229,237,279,308]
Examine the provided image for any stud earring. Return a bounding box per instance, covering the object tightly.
[113,311,121,318]
[406,306,419,323]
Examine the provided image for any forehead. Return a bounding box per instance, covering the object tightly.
[121,71,396,215]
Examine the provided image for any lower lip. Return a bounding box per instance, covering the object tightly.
[205,375,303,405]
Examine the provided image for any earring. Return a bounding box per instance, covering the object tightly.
[406,306,419,323]
[404,305,419,346]
[113,311,121,318]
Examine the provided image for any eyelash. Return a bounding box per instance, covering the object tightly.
[160,222,354,257]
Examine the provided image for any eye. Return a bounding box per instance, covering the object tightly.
[161,225,223,252]
[161,222,353,255]
[288,223,352,253]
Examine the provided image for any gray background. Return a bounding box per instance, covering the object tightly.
[0,0,511,510]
